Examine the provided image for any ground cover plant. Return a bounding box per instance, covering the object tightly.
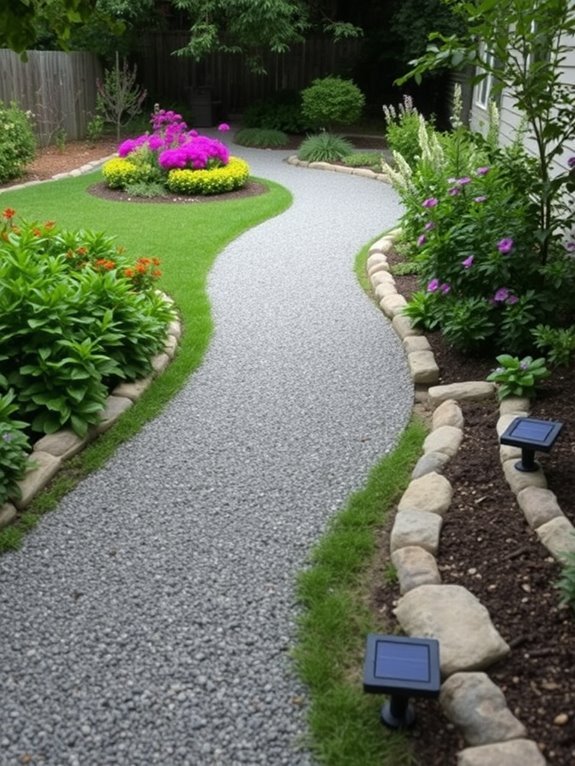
[0,169,290,550]
[234,127,289,148]
[102,108,247,196]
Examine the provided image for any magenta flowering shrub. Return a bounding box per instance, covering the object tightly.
[107,108,238,195]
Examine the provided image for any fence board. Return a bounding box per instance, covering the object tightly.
[0,50,102,145]
[133,33,362,120]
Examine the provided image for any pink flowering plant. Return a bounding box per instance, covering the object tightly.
[104,107,244,196]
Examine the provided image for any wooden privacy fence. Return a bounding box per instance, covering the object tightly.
[0,50,102,146]
[133,33,363,118]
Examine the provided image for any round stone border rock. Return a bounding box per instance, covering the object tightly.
[286,154,391,183]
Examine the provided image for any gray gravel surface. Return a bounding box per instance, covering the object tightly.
[0,146,412,766]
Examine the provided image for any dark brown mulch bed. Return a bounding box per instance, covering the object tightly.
[87,180,268,204]
[379,261,575,765]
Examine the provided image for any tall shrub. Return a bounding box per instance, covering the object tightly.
[0,101,36,183]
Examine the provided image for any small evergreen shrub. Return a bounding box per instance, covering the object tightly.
[234,128,288,148]
[166,157,250,195]
[298,133,354,163]
[301,77,365,130]
[0,101,36,183]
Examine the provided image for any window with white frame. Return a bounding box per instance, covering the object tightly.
[475,48,495,109]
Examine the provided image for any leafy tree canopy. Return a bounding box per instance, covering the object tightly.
[170,0,363,71]
[0,0,100,53]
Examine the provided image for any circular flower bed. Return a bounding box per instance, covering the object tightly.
[102,109,249,197]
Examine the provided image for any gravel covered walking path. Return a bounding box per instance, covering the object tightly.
[0,148,412,765]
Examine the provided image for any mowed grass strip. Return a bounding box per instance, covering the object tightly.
[0,172,291,549]
[295,418,426,766]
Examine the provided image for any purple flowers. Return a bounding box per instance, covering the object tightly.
[493,287,518,304]
[474,195,487,203]
[497,237,514,254]
[568,156,575,169]
[424,221,436,232]
[218,123,230,132]
[427,278,450,294]
[462,255,474,269]
[566,242,575,252]
[476,166,490,176]
[158,136,229,171]
[448,187,461,197]
[423,197,438,208]
[457,176,471,185]
[417,234,427,247]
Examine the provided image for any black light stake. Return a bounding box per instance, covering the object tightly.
[499,417,563,473]
[363,634,441,729]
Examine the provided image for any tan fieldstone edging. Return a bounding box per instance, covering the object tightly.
[0,310,181,524]
[370,232,550,762]
[286,155,391,183]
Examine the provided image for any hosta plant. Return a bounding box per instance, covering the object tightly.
[486,355,550,400]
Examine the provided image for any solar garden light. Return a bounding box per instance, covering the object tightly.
[363,634,441,729]
[499,416,563,473]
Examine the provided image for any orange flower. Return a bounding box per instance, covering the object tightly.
[32,228,41,237]
[124,267,134,278]
[44,221,55,230]
[153,269,162,278]
[76,246,88,256]
[2,208,15,220]
[152,258,160,266]
[95,258,116,270]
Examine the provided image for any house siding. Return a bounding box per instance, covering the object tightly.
[469,32,575,174]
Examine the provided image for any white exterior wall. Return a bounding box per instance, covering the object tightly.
[469,32,575,175]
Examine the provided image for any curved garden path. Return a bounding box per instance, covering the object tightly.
[0,146,412,765]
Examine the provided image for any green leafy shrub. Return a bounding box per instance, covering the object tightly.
[0,210,173,437]
[234,128,288,148]
[0,101,36,183]
[301,77,365,130]
[387,110,575,353]
[0,390,32,505]
[297,133,354,163]
[166,157,250,195]
[486,355,549,400]
[532,324,575,368]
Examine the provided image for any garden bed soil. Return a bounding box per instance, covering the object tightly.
[382,264,575,765]
[5,141,575,765]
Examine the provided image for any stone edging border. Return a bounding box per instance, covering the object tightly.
[367,230,575,765]
[286,154,390,183]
